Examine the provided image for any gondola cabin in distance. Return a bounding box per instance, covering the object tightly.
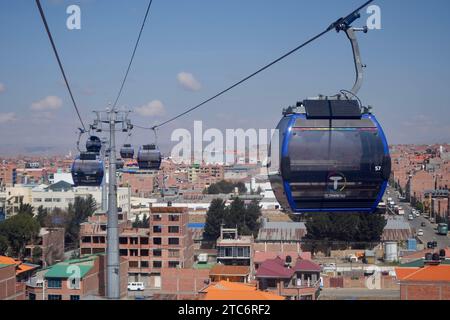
[268,98,391,214]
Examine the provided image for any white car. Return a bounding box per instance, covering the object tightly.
[128,282,145,291]
[408,214,414,221]
[417,229,424,236]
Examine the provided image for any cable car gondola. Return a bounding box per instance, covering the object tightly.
[137,144,161,170]
[268,19,391,214]
[116,158,125,170]
[86,135,102,154]
[268,98,390,214]
[71,152,104,187]
[120,144,134,159]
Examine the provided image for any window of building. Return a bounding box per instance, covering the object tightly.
[168,238,179,245]
[34,198,42,202]
[92,248,105,254]
[129,237,139,245]
[153,261,162,268]
[140,249,149,256]
[153,226,162,233]
[119,249,128,256]
[140,237,149,245]
[81,236,91,243]
[81,248,91,255]
[119,237,128,245]
[153,214,162,221]
[141,261,149,268]
[129,261,139,268]
[153,249,162,257]
[168,226,179,233]
[47,279,62,289]
[45,198,52,202]
[129,249,138,257]
[69,277,80,290]
[70,295,80,301]
[153,238,162,245]
[48,294,62,300]
[168,261,180,268]
[29,293,36,300]
[169,215,180,222]
[168,249,180,258]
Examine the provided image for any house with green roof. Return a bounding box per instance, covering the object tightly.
[25,254,127,300]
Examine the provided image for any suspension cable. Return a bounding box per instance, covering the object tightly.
[136,0,373,131]
[112,0,154,108]
[35,0,87,131]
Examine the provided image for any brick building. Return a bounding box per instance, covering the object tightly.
[79,207,194,289]
[0,263,26,300]
[24,227,65,267]
[255,256,321,300]
[216,228,253,267]
[25,254,127,300]
[159,268,210,299]
[396,264,450,300]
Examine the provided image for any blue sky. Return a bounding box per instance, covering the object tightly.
[0,0,450,155]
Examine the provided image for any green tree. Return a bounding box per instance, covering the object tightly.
[65,195,97,244]
[142,213,149,228]
[0,235,8,255]
[18,203,34,216]
[204,199,227,240]
[36,205,49,227]
[226,197,246,231]
[205,180,247,194]
[243,200,262,237]
[0,213,40,259]
[31,246,43,265]
[132,215,141,228]
[305,213,386,243]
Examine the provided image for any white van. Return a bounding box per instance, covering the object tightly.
[128,282,145,291]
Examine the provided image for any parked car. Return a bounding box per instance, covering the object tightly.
[427,241,438,249]
[430,217,436,224]
[421,222,426,227]
[408,214,414,221]
[417,229,424,236]
[128,282,145,291]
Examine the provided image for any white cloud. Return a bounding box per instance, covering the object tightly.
[135,100,166,117]
[0,112,16,123]
[177,72,202,91]
[0,83,5,93]
[31,95,63,111]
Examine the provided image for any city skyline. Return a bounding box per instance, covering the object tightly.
[1,0,450,155]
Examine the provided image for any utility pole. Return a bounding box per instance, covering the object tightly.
[92,107,132,300]
[101,137,108,212]
[107,109,119,299]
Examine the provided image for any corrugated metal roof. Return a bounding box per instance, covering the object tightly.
[257,222,307,241]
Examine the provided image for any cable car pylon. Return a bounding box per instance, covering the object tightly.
[90,107,133,299]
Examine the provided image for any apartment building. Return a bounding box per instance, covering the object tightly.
[24,227,65,267]
[0,263,25,300]
[255,256,322,300]
[25,254,127,300]
[216,228,253,267]
[79,206,194,288]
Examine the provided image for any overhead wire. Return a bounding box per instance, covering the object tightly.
[112,0,154,108]
[35,0,87,131]
[135,0,374,131]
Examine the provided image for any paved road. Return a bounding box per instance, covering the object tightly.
[384,186,450,249]
[319,288,400,300]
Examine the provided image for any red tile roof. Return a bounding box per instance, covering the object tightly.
[294,259,321,272]
[396,264,450,282]
[256,257,293,278]
[256,256,321,278]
